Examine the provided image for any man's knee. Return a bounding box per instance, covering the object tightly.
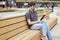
[40,19,47,24]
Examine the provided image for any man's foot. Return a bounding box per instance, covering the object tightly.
[42,36,48,40]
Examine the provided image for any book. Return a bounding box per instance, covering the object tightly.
[40,15,45,21]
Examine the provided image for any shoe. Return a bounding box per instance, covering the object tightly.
[42,36,48,40]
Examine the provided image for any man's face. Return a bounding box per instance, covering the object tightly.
[30,5,35,11]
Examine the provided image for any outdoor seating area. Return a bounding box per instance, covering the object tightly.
[0,0,60,40]
[0,9,58,40]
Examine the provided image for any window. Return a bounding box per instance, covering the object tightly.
[0,0,2,1]
[0,0,6,1]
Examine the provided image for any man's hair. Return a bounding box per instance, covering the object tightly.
[29,1,36,7]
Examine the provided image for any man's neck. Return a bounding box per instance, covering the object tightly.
[30,9,34,13]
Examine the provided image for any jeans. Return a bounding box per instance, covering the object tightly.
[30,19,52,40]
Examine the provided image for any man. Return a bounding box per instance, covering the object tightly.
[25,1,52,40]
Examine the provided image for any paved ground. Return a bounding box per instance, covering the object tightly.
[50,7,60,40]
[0,12,26,19]
[51,16,60,40]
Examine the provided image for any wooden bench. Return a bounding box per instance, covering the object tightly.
[8,18,57,40]
[0,10,58,40]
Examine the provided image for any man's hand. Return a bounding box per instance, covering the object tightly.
[43,12,46,17]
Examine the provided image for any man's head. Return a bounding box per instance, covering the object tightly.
[29,1,36,11]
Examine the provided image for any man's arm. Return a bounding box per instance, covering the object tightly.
[26,12,40,25]
[27,19,40,25]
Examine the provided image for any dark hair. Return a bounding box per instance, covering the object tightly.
[29,1,36,7]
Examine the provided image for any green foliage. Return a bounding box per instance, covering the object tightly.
[0,10,17,13]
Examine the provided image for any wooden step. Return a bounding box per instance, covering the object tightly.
[36,35,42,40]
[31,33,42,40]
[8,29,31,40]
[0,16,25,27]
[47,18,58,29]
[20,30,42,40]
[0,21,27,35]
[0,25,28,40]
[31,30,42,40]
[8,29,37,40]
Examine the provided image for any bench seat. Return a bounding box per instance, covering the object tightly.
[8,29,42,40]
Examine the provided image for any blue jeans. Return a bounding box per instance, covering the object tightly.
[30,19,52,40]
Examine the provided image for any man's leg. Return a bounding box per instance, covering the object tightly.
[30,19,52,40]
[40,19,52,40]
[46,27,52,40]
[30,23,42,30]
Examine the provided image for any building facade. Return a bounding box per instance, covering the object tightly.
[0,0,6,8]
[0,0,16,8]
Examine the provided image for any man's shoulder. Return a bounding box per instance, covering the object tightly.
[34,11,37,13]
[25,11,31,19]
[26,11,30,15]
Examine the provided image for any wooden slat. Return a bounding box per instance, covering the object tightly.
[0,16,25,27]
[0,25,28,40]
[38,9,51,20]
[8,29,30,40]
[8,30,35,40]
[32,35,40,40]
[20,31,38,40]
[0,21,27,35]
[31,30,42,40]
[47,18,58,29]
[9,30,42,40]
[37,9,51,15]
[38,14,49,20]
[20,30,42,40]
[38,13,49,16]
[36,35,42,40]
[28,30,42,40]
[31,34,42,40]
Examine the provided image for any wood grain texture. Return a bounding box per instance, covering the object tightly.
[0,26,28,40]
[0,16,25,27]
[0,21,27,35]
